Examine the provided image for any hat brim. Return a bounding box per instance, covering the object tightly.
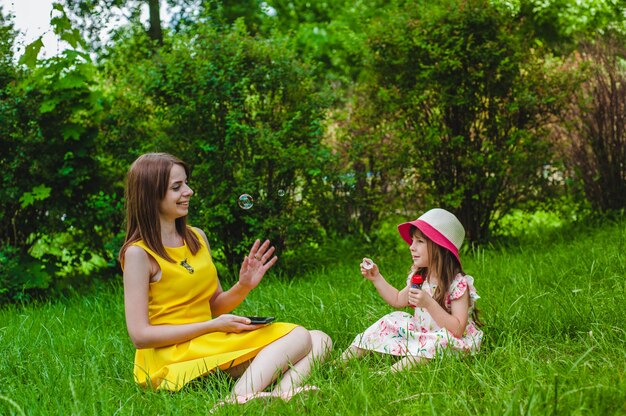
[398,219,462,267]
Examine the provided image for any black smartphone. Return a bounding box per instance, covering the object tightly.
[246,316,275,324]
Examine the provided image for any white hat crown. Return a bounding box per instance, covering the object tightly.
[418,208,465,249]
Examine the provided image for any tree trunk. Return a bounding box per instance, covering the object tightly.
[147,0,163,45]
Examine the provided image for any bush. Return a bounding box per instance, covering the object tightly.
[0,7,122,303]
[552,36,626,212]
[102,20,332,278]
[360,0,572,243]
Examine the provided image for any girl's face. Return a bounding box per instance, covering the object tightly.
[409,230,429,268]
[159,163,193,221]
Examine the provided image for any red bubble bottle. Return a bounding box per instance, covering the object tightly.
[411,273,424,289]
[409,274,424,308]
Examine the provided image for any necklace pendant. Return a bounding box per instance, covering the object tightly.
[180,258,194,274]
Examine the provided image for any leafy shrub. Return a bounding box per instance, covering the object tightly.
[360,0,572,242]
[519,0,626,50]
[320,86,414,236]
[551,36,626,212]
[102,20,332,278]
[0,6,122,303]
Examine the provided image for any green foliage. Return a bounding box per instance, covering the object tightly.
[2,0,625,304]
[17,37,44,69]
[61,0,161,51]
[260,0,384,83]
[0,8,18,98]
[0,5,122,303]
[102,20,332,278]
[318,87,415,236]
[0,6,15,78]
[551,36,626,212]
[518,0,626,50]
[0,243,49,304]
[360,0,573,242]
[194,1,386,84]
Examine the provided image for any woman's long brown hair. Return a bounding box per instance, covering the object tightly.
[118,153,201,265]
[411,226,482,325]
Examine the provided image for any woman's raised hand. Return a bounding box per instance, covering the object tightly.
[238,239,278,290]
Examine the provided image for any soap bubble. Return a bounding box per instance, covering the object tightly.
[238,194,254,210]
[278,189,286,197]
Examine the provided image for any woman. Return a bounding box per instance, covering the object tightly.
[119,153,331,404]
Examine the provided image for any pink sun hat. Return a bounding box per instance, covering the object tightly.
[397,208,465,266]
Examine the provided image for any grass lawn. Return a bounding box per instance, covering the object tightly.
[1,216,624,415]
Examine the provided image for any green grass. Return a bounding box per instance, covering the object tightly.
[1,217,625,415]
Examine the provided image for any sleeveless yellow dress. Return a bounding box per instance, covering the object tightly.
[131,229,298,391]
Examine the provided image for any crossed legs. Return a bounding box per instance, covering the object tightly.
[228,327,332,398]
[272,329,332,396]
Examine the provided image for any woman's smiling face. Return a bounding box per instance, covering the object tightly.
[159,163,193,221]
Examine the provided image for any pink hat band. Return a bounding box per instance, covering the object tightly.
[414,220,461,265]
[397,208,465,267]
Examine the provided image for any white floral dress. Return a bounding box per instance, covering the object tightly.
[351,274,483,358]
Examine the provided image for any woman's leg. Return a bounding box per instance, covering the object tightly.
[272,330,332,395]
[231,326,312,397]
[222,359,251,378]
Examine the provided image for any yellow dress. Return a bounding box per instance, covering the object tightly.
[131,229,298,391]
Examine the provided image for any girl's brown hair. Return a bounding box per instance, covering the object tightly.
[118,153,201,265]
[410,225,482,325]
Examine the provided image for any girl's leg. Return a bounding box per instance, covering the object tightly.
[390,355,425,372]
[272,330,332,395]
[340,344,368,361]
[231,326,312,397]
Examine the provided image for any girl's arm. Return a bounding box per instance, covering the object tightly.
[196,229,277,317]
[411,288,470,338]
[362,261,409,308]
[371,275,410,308]
[123,245,259,349]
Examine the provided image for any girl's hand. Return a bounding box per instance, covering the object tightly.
[212,314,265,333]
[238,239,278,290]
[360,257,380,282]
[408,287,434,308]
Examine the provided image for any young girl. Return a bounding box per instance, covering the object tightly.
[341,208,482,371]
[119,153,331,404]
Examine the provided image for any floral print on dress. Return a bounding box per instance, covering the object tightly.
[352,274,483,359]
